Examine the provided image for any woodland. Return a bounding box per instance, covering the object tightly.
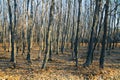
[0,0,120,80]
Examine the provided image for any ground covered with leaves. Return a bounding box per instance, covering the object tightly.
[0,44,120,80]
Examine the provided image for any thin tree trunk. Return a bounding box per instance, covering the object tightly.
[41,0,54,69]
[22,29,25,55]
[71,0,76,59]
[74,0,82,67]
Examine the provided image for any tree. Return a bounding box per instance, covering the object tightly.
[2,0,6,54]
[71,0,76,59]
[41,0,55,69]
[83,0,102,67]
[56,0,62,55]
[7,0,17,68]
[73,0,82,67]
[99,0,109,69]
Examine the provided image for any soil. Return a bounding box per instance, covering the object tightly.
[0,43,120,80]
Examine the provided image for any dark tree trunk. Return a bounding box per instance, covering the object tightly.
[99,0,109,69]
[26,28,32,63]
[71,0,76,59]
[83,0,101,67]
[30,0,33,18]
[7,0,14,62]
[7,0,17,68]
[91,4,105,61]
[74,0,82,67]
[61,34,65,54]
[27,0,29,12]
[48,37,52,61]
[22,29,25,55]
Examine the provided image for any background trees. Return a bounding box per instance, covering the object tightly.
[0,0,120,70]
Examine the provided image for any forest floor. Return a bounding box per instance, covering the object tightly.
[0,43,120,80]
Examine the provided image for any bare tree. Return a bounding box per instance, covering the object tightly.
[99,0,109,69]
[7,0,17,68]
[74,0,82,67]
[83,0,102,67]
[41,0,55,69]
[71,0,76,59]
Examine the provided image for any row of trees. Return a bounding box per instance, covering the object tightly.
[0,0,120,69]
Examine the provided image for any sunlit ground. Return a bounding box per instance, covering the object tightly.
[0,43,120,80]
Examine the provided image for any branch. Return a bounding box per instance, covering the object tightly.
[108,3,120,14]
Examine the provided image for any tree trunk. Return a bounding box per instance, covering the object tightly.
[99,0,109,69]
[83,0,101,67]
[41,0,54,69]
[74,0,82,67]
[26,28,32,63]
[22,29,25,55]
[71,0,76,59]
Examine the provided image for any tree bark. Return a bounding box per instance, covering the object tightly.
[41,0,54,69]
[74,0,82,67]
[99,0,109,69]
[83,0,101,67]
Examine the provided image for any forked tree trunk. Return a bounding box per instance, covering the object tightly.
[83,0,101,67]
[91,4,104,60]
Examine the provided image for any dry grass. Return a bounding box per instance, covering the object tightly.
[0,43,120,80]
